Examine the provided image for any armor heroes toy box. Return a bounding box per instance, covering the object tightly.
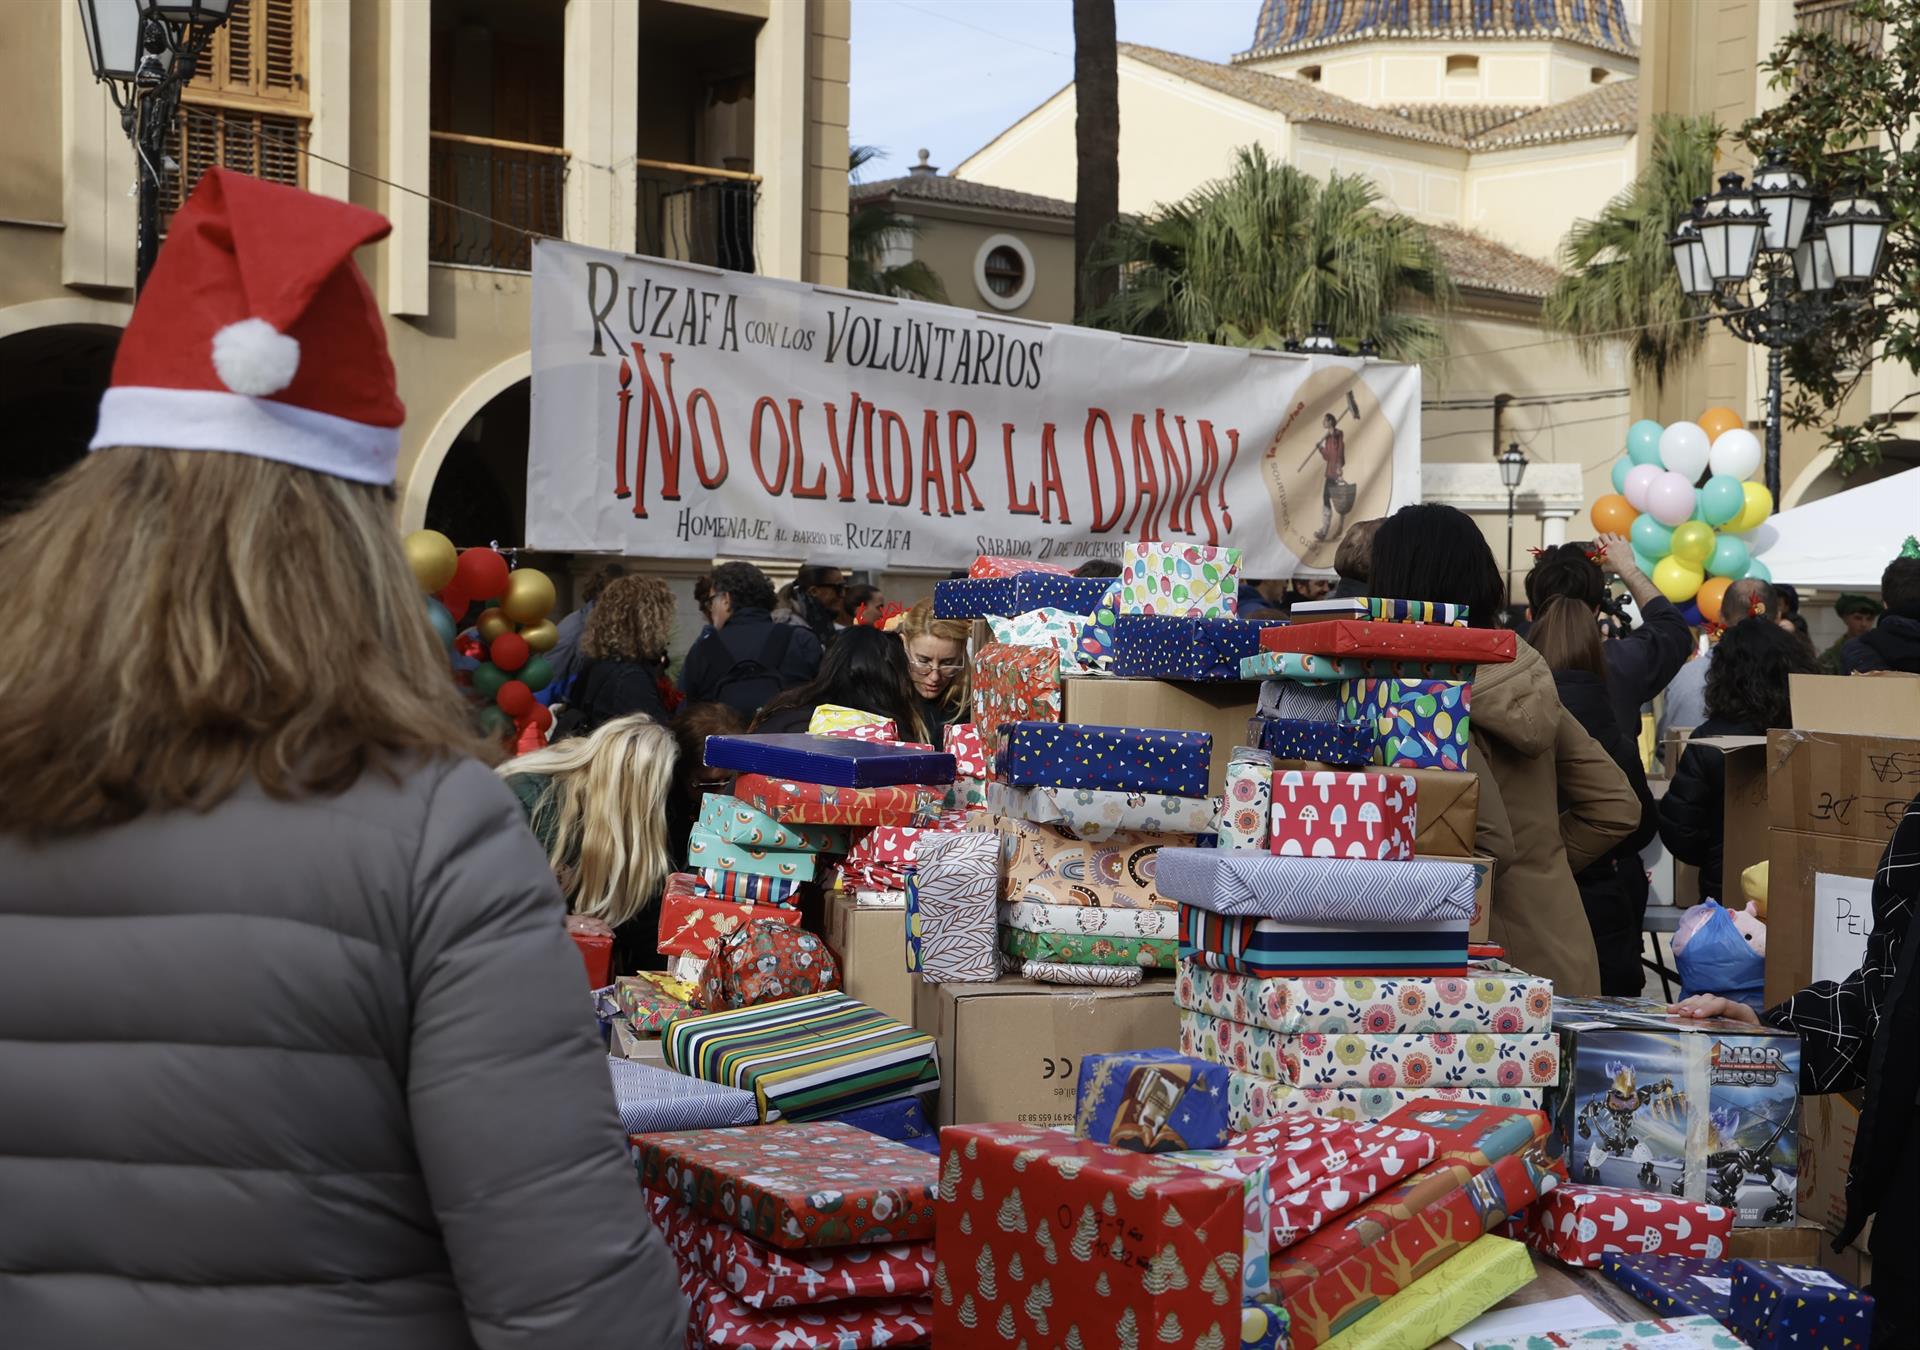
[1547,997,1800,1228]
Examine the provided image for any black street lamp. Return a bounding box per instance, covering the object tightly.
[75,0,235,293]
[1497,441,1527,603]
[1669,158,1890,504]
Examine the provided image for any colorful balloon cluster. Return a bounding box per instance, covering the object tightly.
[404,529,559,746]
[1588,407,1775,625]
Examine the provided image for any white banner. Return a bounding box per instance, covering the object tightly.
[528,239,1422,574]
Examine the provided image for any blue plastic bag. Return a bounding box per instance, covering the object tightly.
[1673,898,1765,1010]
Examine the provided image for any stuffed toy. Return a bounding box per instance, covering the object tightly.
[1672,898,1766,1010]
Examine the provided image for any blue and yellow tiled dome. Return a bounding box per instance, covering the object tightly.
[1241,0,1637,59]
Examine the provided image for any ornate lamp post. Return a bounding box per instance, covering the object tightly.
[1497,441,1527,603]
[75,0,235,292]
[1669,158,1890,503]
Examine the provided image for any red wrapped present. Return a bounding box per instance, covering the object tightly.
[969,554,1073,578]
[1526,1183,1733,1267]
[567,915,613,987]
[1259,620,1516,665]
[1268,768,1417,861]
[934,1125,1255,1350]
[657,892,801,958]
[679,1265,933,1349]
[698,919,841,1011]
[648,1191,937,1310]
[1227,1116,1438,1250]
[970,642,1061,749]
[732,773,937,827]
[944,723,990,779]
[633,1122,938,1250]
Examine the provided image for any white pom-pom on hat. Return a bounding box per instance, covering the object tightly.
[211,317,301,397]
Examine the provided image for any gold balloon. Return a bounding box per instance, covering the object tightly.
[403,529,458,593]
[520,618,560,653]
[476,607,514,642]
[502,568,557,624]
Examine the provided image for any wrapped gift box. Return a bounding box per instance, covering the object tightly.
[649,1191,936,1310]
[987,781,1217,841]
[1160,1150,1276,1299]
[1175,961,1554,1036]
[632,1121,937,1248]
[989,606,1090,673]
[1259,620,1516,664]
[1074,1048,1233,1153]
[1527,1182,1733,1267]
[1000,924,1179,968]
[1116,540,1242,618]
[1254,683,1343,729]
[696,869,803,906]
[1252,716,1375,766]
[1241,1300,1290,1350]
[997,815,1183,909]
[1160,848,1477,922]
[1226,1115,1437,1250]
[687,831,819,882]
[970,642,1063,748]
[970,554,1073,578]
[843,821,969,872]
[1077,579,1122,669]
[1241,651,1364,682]
[570,922,612,987]
[731,773,937,827]
[943,722,989,778]
[678,1266,933,1349]
[657,892,800,958]
[1224,1070,1543,1130]
[704,733,956,788]
[934,1124,1258,1350]
[1274,760,1480,859]
[829,1096,941,1155]
[998,721,1212,798]
[1551,995,1801,1227]
[1597,1252,1735,1322]
[1731,1259,1874,1348]
[1002,900,1179,939]
[1180,1010,1559,1089]
[934,573,1112,618]
[663,991,939,1122]
[1315,1233,1531,1350]
[1110,614,1277,681]
[698,920,841,1011]
[1212,747,1273,850]
[1181,907,1470,979]
[697,793,849,853]
[1339,677,1472,772]
[607,1056,758,1133]
[1290,596,1470,627]
[614,971,700,1033]
[806,703,895,736]
[942,776,988,813]
[904,831,998,982]
[1469,1315,1746,1350]
[1017,958,1144,987]
[1268,768,1416,860]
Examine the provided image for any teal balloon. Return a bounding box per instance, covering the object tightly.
[1626,419,1665,466]
[519,655,553,693]
[1630,512,1673,559]
[424,597,456,648]
[472,662,509,699]
[1633,548,1659,577]
[478,706,514,738]
[1700,474,1744,527]
[1690,493,1708,524]
[1611,457,1633,495]
[1744,557,1773,583]
[1708,534,1751,578]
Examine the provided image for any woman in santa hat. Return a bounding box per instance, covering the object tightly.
[0,170,686,1348]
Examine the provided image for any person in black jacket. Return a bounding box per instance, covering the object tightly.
[1659,618,1815,902]
[682,561,823,716]
[1529,597,1661,994]
[751,626,927,740]
[568,575,678,731]
[1676,791,1920,1348]
[1842,555,1920,674]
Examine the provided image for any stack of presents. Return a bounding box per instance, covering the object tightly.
[578,542,1868,1347]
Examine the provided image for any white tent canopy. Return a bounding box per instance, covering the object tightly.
[1749,466,1920,589]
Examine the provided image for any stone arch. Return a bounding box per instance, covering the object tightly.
[400,350,532,533]
[0,298,132,510]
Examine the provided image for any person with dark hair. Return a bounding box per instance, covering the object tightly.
[666,701,749,865]
[682,561,822,716]
[751,625,927,741]
[774,564,846,647]
[1074,559,1123,578]
[1660,618,1817,902]
[1369,504,1641,995]
[548,561,626,694]
[1824,593,1884,672]
[1658,575,1782,739]
[1842,556,1920,674]
[1780,610,1819,667]
[842,582,884,626]
[1328,517,1383,600]
[1530,597,1660,995]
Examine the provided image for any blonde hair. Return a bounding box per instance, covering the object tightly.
[0,448,487,837]
[499,715,677,926]
[583,574,677,663]
[895,597,972,716]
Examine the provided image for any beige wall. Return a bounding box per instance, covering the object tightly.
[905,213,1075,324]
[1292,125,1466,226]
[1243,40,1636,106]
[1463,137,1637,259]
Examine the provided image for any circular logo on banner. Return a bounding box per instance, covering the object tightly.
[1260,367,1396,570]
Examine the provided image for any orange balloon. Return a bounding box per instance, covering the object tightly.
[1697,407,1744,444]
[1697,575,1733,626]
[1590,493,1636,535]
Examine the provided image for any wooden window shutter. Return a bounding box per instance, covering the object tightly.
[163,0,308,227]
[187,0,305,106]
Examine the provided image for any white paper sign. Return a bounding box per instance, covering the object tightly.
[1812,870,1875,986]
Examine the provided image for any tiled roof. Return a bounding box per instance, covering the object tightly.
[850,173,1075,219]
[1427,224,1562,300]
[1240,0,1638,60]
[1390,104,1533,139]
[1464,80,1640,149]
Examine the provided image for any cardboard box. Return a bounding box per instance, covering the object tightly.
[1691,736,1771,903]
[1790,671,1920,736]
[1767,727,1920,847]
[1798,1089,1863,1238]
[1276,759,1480,857]
[1765,819,1888,1008]
[1724,1223,1825,1263]
[1062,675,1259,798]
[913,975,1179,1128]
[823,889,913,1026]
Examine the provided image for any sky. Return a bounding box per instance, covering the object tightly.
[848,0,1263,181]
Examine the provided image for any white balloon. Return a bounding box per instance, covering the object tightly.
[1709,427,1763,481]
[1658,421,1711,482]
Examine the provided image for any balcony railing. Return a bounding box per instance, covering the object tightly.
[429,130,567,271]
[637,158,759,274]
[1795,0,1883,49]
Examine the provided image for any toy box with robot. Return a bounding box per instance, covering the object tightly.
[1547,996,1801,1227]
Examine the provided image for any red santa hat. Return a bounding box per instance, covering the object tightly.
[90,167,405,485]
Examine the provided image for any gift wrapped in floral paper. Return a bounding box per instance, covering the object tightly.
[997,720,1212,797]
[704,733,956,788]
[997,815,1182,909]
[1116,540,1242,618]
[1181,906,1471,980]
[1527,1182,1732,1267]
[686,831,819,881]
[1159,847,1477,922]
[1180,1009,1560,1088]
[999,923,1179,968]
[1174,960,1555,1035]
[1074,1047,1233,1153]
[987,781,1218,840]
[1260,619,1516,664]
[1252,716,1375,766]
[969,642,1061,748]
[697,793,850,853]
[1223,1071,1544,1130]
[988,606,1089,673]
[657,892,800,958]
[904,831,998,982]
[1268,767,1417,860]
[1111,614,1278,681]
[698,920,841,1011]
[969,554,1073,578]
[1213,746,1274,850]
[731,773,938,827]
[1339,677,1472,772]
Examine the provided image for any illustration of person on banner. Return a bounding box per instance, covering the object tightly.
[1305,391,1361,542]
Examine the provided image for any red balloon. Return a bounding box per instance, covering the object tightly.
[437,583,470,622]
[529,702,555,732]
[454,548,510,602]
[489,631,530,672]
[496,680,534,718]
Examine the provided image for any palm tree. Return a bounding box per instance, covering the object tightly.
[1082,146,1453,364]
[1543,113,1720,390]
[845,145,948,303]
[1073,0,1120,321]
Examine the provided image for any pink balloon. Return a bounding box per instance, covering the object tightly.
[1622,463,1662,512]
[1647,470,1698,527]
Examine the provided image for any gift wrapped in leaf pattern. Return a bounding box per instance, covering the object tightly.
[904,831,998,982]
[1268,768,1416,860]
[997,816,1181,909]
[1180,1009,1560,1088]
[1174,961,1555,1035]
[1017,958,1144,987]
[987,782,1218,841]
[1116,541,1242,618]
[1339,677,1472,772]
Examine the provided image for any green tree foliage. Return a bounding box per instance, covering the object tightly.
[845,145,948,304]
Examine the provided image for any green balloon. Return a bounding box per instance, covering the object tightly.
[519,655,553,693]
[1708,533,1751,579]
[478,706,513,737]
[472,662,509,698]
[1700,474,1744,527]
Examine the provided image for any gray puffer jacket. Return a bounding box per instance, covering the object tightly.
[0,757,686,1350]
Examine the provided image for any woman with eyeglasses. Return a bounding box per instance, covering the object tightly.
[894,599,971,738]
[750,626,929,741]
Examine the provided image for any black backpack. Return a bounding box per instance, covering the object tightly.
[711,623,796,717]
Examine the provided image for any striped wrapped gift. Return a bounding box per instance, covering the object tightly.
[664,991,939,1122]
[1180,905,1469,979]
